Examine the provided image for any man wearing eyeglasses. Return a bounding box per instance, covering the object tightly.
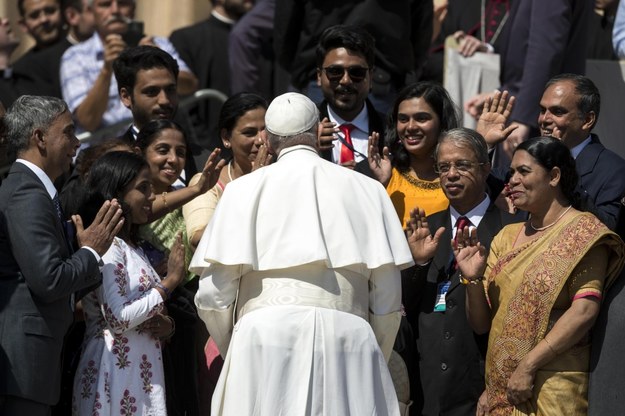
[315,25,385,178]
[403,127,522,416]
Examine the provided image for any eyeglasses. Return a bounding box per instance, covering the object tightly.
[322,65,370,83]
[434,160,485,175]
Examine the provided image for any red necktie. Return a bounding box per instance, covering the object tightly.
[455,216,471,242]
[453,216,471,271]
[339,124,355,164]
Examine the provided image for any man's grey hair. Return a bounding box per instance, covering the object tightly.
[267,124,318,155]
[4,95,69,156]
[435,127,490,165]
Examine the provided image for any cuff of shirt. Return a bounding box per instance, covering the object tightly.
[83,246,104,268]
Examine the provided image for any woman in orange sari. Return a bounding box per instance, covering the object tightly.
[368,82,460,225]
[456,137,624,415]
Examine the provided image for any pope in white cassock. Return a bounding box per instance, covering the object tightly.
[190,92,414,416]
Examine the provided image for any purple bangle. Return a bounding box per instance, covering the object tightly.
[156,282,171,299]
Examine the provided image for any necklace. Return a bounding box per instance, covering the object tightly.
[480,0,510,45]
[529,205,573,231]
[227,161,234,182]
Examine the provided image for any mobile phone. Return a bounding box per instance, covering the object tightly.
[122,21,144,47]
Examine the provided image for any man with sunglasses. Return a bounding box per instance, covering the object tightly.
[315,25,385,178]
[403,127,521,416]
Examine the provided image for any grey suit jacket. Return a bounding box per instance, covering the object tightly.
[0,162,101,405]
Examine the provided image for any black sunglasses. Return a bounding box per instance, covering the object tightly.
[322,65,370,83]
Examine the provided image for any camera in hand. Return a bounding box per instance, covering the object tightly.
[122,20,144,47]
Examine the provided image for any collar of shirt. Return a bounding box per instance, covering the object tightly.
[211,10,236,25]
[278,144,319,160]
[449,194,491,238]
[326,104,370,162]
[88,33,105,61]
[131,124,140,140]
[15,159,58,199]
[326,104,369,134]
[570,135,592,159]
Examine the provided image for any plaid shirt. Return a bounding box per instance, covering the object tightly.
[60,33,191,132]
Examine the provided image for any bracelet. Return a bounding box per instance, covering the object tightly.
[156,282,172,299]
[459,274,484,285]
[161,192,170,212]
[164,315,176,339]
[543,337,558,355]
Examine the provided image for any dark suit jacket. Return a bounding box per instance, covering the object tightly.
[317,99,385,178]
[576,134,625,231]
[498,0,592,127]
[170,15,232,151]
[0,163,101,405]
[403,203,522,416]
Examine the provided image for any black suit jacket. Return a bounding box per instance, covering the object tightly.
[170,16,232,151]
[0,163,101,405]
[317,99,385,178]
[498,0,591,127]
[576,134,625,231]
[403,203,522,416]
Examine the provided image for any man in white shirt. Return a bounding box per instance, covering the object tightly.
[60,0,198,133]
[0,95,123,415]
[191,92,413,415]
[538,73,625,231]
[315,25,386,178]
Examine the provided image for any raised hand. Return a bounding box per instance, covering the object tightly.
[367,132,392,186]
[165,232,186,286]
[476,90,518,149]
[252,142,273,171]
[74,199,124,256]
[195,148,227,193]
[465,92,490,121]
[452,225,487,281]
[317,117,338,151]
[454,31,488,57]
[406,207,445,264]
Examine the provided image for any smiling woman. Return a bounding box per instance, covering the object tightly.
[369,82,460,226]
[73,151,187,416]
[457,137,625,415]
[183,92,270,251]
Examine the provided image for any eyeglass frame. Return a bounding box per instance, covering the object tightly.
[434,160,486,175]
[321,65,371,83]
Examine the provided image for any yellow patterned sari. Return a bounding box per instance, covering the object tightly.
[483,212,624,416]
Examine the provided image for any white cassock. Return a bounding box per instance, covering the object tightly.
[190,145,414,416]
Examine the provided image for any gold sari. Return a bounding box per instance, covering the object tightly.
[483,212,624,416]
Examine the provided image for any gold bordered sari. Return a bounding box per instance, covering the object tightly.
[483,212,624,416]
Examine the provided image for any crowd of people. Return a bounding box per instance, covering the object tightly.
[2,1,625,416]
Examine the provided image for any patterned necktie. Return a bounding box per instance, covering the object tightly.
[53,193,64,222]
[339,123,355,164]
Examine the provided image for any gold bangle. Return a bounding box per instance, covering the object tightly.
[543,337,557,355]
[161,191,170,212]
[459,274,484,285]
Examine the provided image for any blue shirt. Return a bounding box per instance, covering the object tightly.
[60,33,191,132]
